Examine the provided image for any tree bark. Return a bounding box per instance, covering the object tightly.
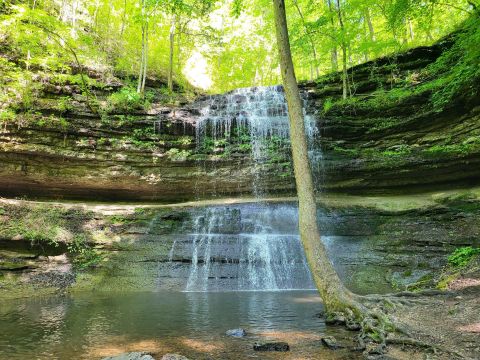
[141,20,148,93]
[292,0,319,78]
[120,0,127,37]
[168,14,176,92]
[272,0,356,313]
[137,21,145,93]
[407,19,414,42]
[137,0,146,94]
[335,0,348,99]
[365,8,375,41]
[327,0,338,72]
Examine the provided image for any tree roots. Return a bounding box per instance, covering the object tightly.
[323,292,465,359]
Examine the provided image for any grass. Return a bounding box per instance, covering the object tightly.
[0,203,101,268]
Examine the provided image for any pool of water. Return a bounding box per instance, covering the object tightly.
[0,290,360,359]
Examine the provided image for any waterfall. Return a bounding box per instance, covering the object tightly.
[195,86,291,159]
[180,86,320,291]
[184,204,314,292]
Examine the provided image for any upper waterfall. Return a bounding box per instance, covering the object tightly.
[195,85,321,195]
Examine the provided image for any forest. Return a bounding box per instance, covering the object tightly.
[0,0,480,360]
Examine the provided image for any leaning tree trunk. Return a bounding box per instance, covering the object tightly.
[272,0,358,313]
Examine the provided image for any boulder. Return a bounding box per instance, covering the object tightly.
[253,342,290,352]
[321,336,344,350]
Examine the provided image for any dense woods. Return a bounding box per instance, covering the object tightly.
[0,0,476,96]
[1,1,480,359]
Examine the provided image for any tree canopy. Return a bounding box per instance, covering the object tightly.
[0,0,476,94]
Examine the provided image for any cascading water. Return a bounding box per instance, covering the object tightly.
[195,86,321,195]
[183,204,314,292]
[177,86,321,291]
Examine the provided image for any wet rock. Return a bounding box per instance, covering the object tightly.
[321,336,344,350]
[102,352,155,360]
[364,342,386,356]
[0,260,32,271]
[253,342,290,352]
[365,355,397,360]
[226,328,247,337]
[29,271,75,289]
[47,254,69,263]
[346,319,362,331]
[325,312,347,326]
[161,355,190,360]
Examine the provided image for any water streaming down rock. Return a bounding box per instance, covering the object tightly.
[179,86,320,291]
[183,204,314,292]
[195,86,321,189]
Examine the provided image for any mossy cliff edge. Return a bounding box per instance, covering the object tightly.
[1,17,479,201]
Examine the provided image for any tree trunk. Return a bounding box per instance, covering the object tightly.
[141,20,148,93]
[137,0,146,94]
[120,0,127,37]
[168,14,176,92]
[137,22,145,93]
[272,0,356,313]
[335,0,348,99]
[327,0,338,72]
[365,8,375,41]
[292,0,319,78]
[408,19,414,42]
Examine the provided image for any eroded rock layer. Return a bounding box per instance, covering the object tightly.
[1,37,479,201]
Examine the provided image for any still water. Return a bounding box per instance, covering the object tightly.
[0,290,359,359]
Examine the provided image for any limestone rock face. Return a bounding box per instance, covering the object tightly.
[0,38,479,201]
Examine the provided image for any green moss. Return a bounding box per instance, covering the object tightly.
[423,138,480,156]
[332,146,360,156]
[448,246,480,268]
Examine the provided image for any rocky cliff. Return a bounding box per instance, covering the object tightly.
[1,30,479,202]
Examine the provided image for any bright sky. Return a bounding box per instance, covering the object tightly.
[183,51,212,90]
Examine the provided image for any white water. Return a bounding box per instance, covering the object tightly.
[196,86,319,162]
[184,205,314,292]
[180,86,320,291]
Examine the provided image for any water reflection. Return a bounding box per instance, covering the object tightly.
[0,290,332,359]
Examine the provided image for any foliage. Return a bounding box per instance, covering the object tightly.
[448,246,480,268]
[67,235,103,269]
[0,0,473,96]
[0,202,110,269]
[426,15,480,110]
[104,87,154,113]
[166,148,192,161]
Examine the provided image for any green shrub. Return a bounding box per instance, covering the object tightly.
[105,87,153,113]
[0,109,16,125]
[166,148,191,161]
[448,246,480,268]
